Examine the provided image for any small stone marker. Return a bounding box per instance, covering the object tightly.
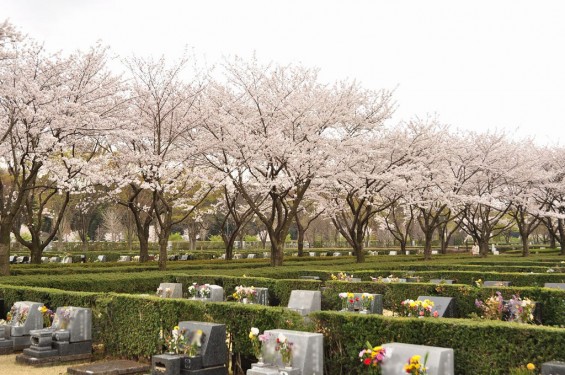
[389,251,397,255]
[430,279,454,284]
[544,283,565,290]
[253,287,269,305]
[287,290,321,316]
[417,296,456,318]
[97,255,106,262]
[381,342,454,375]
[483,281,511,287]
[67,360,150,375]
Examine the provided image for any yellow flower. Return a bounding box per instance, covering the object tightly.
[409,301,416,308]
[527,363,535,370]
[249,332,254,339]
[174,326,179,331]
[347,292,354,298]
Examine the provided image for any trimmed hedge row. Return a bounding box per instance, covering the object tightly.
[2,284,564,375]
[311,311,565,375]
[321,280,565,326]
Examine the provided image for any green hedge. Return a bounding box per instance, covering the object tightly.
[311,311,565,375]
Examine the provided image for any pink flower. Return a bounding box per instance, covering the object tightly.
[433,311,439,317]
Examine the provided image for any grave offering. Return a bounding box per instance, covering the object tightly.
[380,342,454,375]
[17,306,92,366]
[157,283,183,299]
[0,301,44,354]
[151,321,228,375]
[338,293,383,314]
[287,290,321,316]
[483,281,511,287]
[417,296,456,318]
[248,329,323,375]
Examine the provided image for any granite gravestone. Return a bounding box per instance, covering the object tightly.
[253,287,269,305]
[151,321,228,374]
[544,283,565,290]
[287,291,321,316]
[197,285,224,302]
[18,307,92,365]
[97,255,107,262]
[430,279,454,284]
[340,293,383,314]
[417,296,456,318]
[541,361,565,375]
[249,329,323,375]
[158,283,183,299]
[380,342,454,375]
[0,301,44,353]
[483,281,511,287]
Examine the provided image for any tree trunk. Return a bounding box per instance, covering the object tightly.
[139,234,149,263]
[478,238,489,258]
[400,240,407,253]
[30,243,42,264]
[158,233,169,271]
[0,223,11,276]
[519,227,530,257]
[297,228,305,257]
[270,239,284,266]
[423,230,434,260]
[558,219,565,256]
[353,242,365,263]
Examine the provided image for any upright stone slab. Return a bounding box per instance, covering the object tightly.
[381,342,454,375]
[198,285,224,302]
[97,255,107,262]
[9,301,44,337]
[544,283,565,290]
[62,257,73,264]
[541,361,565,375]
[417,296,456,318]
[287,290,321,316]
[118,255,131,262]
[483,281,511,287]
[430,279,454,284]
[158,283,183,299]
[177,321,227,368]
[261,329,323,375]
[253,287,269,305]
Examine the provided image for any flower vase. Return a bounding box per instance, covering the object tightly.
[243,298,248,304]
[255,355,265,366]
[281,353,292,369]
[360,308,368,314]
[190,295,197,300]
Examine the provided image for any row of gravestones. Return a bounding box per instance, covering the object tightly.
[157,283,270,305]
[0,300,92,366]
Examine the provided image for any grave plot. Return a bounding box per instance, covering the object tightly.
[248,329,323,375]
[16,306,93,366]
[151,321,228,375]
[0,301,44,354]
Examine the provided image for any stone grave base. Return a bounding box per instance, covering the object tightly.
[180,367,228,375]
[12,335,34,351]
[0,339,15,355]
[247,365,300,375]
[67,359,151,375]
[15,352,92,367]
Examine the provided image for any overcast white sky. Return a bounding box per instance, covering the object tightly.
[4,0,565,144]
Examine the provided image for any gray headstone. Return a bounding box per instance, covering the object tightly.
[253,287,269,305]
[381,342,454,375]
[49,257,60,263]
[9,301,44,337]
[97,255,107,262]
[430,279,454,284]
[308,252,316,257]
[118,256,131,262]
[287,290,321,316]
[178,321,227,368]
[200,285,224,302]
[483,281,511,287]
[52,306,92,342]
[180,254,189,261]
[247,254,256,259]
[41,257,49,263]
[299,276,320,280]
[541,361,565,375]
[157,283,183,299]
[262,329,323,375]
[389,251,397,255]
[341,293,383,314]
[416,296,456,318]
[62,256,73,264]
[544,283,565,290]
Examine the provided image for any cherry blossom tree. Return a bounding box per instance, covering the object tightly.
[105,55,214,269]
[205,57,393,266]
[454,131,520,257]
[0,40,123,274]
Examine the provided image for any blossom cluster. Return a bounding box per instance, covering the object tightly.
[233,285,257,302]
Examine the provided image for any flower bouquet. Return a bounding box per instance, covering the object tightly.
[38,305,54,328]
[156,287,172,298]
[506,295,535,323]
[361,293,374,311]
[404,353,428,375]
[275,333,293,368]
[359,341,387,374]
[188,283,199,299]
[249,327,269,364]
[199,284,211,299]
[163,325,188,354]
[400,299,437,317]
[233,285,257,303]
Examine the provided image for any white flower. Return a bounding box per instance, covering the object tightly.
[278,333,287,342]
[251,327,260,336]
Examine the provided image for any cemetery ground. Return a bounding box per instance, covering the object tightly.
[2,246,565,374]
